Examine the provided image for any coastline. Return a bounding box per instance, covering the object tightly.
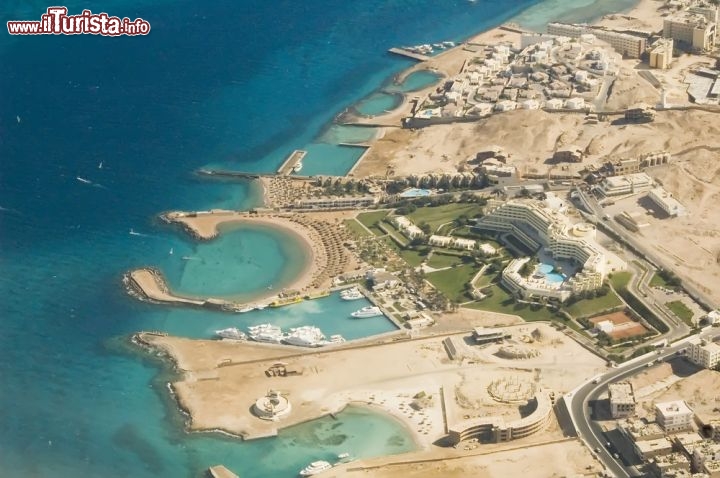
[127,209,368,310]
[347,0,666,178]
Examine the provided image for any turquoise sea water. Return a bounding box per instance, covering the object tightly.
[0,0,638,476]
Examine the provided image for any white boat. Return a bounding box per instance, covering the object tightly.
[283,333,325,348]
[76,176,92,184]
[292,161,303,173]
[129,228,141,236]
[299,460,332,476]
[235,305,254,313]
[254,303,268,310]
[351,306,383,318]
[248,323,282,333]
[215,328,247,340]
[328,334,346,344]
[250,330,286,344]
[284,326,326,347]
[340,288,363,301]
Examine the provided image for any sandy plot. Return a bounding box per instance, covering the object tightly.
[327,439,601,478]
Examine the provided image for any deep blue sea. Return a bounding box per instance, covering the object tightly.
[0,0,637,476]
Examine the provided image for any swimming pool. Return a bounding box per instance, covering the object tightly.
[538,263,565,284]
[399,188,431,198]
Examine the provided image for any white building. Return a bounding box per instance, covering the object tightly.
[545,98,564,109]
[393,216,425,239]
[476,199,626,301]
[663,12,717,51]
[479,243,497,255]
[454,238,476,250]
[609,382,636,419]
[428,235,453,248]
[547,22,648,58]
[692,441,720,472]
[687,337,720,369]
[647,187,688,217]
[564,97,586,110]
[595,320,615,334]
[655,400,694,433]
[599,172,654,196]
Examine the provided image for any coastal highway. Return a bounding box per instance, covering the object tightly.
[567,330,720,478]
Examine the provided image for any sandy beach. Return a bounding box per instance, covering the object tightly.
[137,323,605,450]
[126,209,369,309]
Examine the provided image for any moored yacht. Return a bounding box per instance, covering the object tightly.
[328,334,346,344]
[248,323,282,334]
[284,326,326,347]
[340,288,363,301]
[351,306,383,318]
[249,329,286,344]
[215,328,247,340]
[299,460,332,476]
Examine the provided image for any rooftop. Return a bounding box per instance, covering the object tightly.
[656,400,693,417]
[609,382,635,404]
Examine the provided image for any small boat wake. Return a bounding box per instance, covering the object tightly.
[129,228,149,237]
[76,176,108,190]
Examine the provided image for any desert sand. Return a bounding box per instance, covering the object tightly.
[138,323,605,451]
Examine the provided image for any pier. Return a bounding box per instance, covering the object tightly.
[276,149,306,176]
[196,169,261,180]
[207,465,239,478]
[388,47,430,62]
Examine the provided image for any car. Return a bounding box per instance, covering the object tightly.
[594,447,601,453]
[613,453,620,459]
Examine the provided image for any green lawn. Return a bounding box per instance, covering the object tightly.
[426,264,480,302]
[398,248,427,267]
[564,291,623,318]
[473,270,496,288]
[463,284,557,321]
[407,203,484,233]
[666,300,694,326]
[356,210,390,236]
[649,273,670,288]
[427,252,466,269]
[343,219,371,238]
[609,271,633,290]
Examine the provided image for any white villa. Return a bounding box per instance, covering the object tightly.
[428,235,477,251]
[393,216,424,239]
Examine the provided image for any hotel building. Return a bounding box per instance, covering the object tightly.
[663,12,717,51]
[475,199,626,301]
[448,391,553,444]
[547,22,647,58]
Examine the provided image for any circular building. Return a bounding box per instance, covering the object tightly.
[252,390,292,421]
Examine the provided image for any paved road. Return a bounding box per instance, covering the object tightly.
[574,188,692,343]
[574,187,717,312]
[568,330,720,478]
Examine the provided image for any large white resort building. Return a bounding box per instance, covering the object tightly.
[475,198,626,302]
